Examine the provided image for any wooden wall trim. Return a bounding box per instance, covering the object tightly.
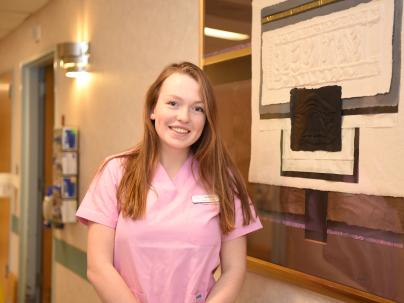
[247,257,395,303]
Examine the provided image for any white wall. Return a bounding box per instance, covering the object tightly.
[0,0,200,302]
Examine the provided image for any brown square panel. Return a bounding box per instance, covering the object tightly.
[290,86,342,152]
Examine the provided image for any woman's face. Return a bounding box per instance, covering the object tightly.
[151,73,206,156]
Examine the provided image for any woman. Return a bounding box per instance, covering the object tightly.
[76,62,262,303]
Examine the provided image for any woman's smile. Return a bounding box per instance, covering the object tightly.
[169,125,190,134]
[151,72,206,156]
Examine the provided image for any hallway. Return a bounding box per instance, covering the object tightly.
[0,0,403,302]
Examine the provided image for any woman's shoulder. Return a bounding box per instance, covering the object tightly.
[102,148,138,169]
[96,152,133,180]
[102,154,124,169]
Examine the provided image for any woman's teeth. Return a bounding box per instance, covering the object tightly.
[170,127,189,134]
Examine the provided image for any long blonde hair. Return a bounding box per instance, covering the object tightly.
[115,62,254,233]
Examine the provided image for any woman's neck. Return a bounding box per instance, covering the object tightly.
[159,147,190,180]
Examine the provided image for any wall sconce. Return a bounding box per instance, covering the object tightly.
[57,42,90,78]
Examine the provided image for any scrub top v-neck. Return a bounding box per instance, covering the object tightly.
[76,155,262,303]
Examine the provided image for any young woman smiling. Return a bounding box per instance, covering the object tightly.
[76,62,262,303]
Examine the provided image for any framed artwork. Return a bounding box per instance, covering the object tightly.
[205,0,404,302]
[247,0,404,302]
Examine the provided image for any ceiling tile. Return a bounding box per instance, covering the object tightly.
[0,12,28,30]
[0,29,9,40]
[0,0,49,14]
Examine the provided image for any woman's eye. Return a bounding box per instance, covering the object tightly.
[167,100,177,107]
[194,106,205,113]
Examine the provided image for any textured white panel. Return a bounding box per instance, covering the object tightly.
[261,0,394,105]
[258,113,398,131]
[282,128,355,175]
[282,159,354,174]
[283,128,354,160]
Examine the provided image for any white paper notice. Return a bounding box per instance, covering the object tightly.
[62,152,78,175]
[61,200,77,223]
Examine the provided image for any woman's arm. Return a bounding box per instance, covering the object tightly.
[87,222,139,303]
[206,236,247,303]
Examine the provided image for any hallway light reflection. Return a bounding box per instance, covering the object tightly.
[74,71,91,87]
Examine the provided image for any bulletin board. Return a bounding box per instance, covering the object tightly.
[52,127,79,225]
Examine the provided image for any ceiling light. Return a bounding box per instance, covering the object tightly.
[204,27,249,41]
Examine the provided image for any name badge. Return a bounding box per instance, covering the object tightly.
[192,194,219,204]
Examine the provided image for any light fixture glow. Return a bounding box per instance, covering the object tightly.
[65,65,88,79]
[204,27,249,41]
[66,71,89,79]
[57,42,90,79]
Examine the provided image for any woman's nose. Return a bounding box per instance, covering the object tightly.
[177,107,190,122]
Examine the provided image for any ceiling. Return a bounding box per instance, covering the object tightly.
[0,0,50,41]
[206,0,251,25]
[204,0,252,56]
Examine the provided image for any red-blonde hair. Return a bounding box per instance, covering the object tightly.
[115,62,254,233]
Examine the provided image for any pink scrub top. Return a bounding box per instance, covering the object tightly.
[76,155,262,303]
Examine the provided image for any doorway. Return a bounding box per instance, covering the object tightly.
[40,64,54,303]
[0,71,12,302]
[19,54,54,303]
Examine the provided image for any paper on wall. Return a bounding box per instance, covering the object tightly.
[61,200,77,223]
[62,152,78,175]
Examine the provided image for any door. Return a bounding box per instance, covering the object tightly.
[19,53,54,303]
[0,72,12,301]
[40,64,54,303]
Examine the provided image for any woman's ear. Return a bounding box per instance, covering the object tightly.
[150,111,155,120]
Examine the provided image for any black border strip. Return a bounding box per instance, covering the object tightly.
[342,106,399,116]
[261,105,399,119]
[280,128,359,183]
[262,0,343,24]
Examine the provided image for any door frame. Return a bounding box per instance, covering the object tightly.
[0,69,13,301]
[19,51,55,303]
